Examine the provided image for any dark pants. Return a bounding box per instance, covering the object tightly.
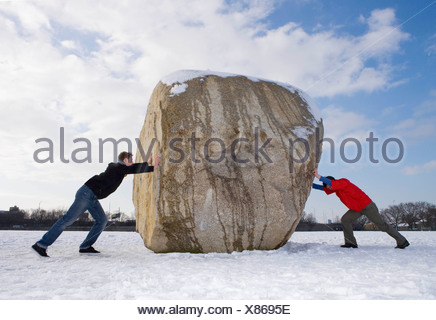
[341,201,407,246]
[37,185,107,249]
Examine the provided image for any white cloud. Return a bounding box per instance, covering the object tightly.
[317,106,379,167]
[403,160,436,176]
[0,1,51,34]
[23,1,410,98]
[426,43,436,56]
[388,90,436,143]
[321,106,375,142]
[414,89,436,117]
[60,40,77,50]
[358,8,409,58]
[391,117,436,140]
[426,33,436,56]
[380,106,395,117]
[250,8,409,97]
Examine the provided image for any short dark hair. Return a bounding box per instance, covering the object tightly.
[323,176,335,188]
[118,151,133,162]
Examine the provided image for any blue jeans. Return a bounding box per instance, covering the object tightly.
[37,185,107,249]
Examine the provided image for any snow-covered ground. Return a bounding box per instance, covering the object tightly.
[1,230,435,300]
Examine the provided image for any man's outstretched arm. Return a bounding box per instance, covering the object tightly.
[126,154,161,174]
[312,183,324,190]
[313,168,332,189]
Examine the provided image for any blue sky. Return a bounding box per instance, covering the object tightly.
[0,0,435,222]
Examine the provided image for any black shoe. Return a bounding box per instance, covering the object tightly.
[79,246,100,254]
[32,243,49,257]
[395,240,410,249]
[341,243,358,248]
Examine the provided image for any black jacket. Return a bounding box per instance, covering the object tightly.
[85,162,154,199]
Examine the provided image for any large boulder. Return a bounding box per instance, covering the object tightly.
[133,70,323,253]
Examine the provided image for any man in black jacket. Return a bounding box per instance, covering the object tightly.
[32,152,160,257]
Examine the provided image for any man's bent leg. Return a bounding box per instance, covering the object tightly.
[362,202,407,245]
[79,197,107,250]
[341,210,361,246]
[37,185,90,248]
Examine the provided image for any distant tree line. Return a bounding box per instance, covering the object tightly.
[381,201,436,230]
[2,201,435,231]
[0,206,135,230]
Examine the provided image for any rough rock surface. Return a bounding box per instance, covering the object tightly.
[133,70,323,253]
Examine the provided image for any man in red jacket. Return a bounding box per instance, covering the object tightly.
[313,168,409,249]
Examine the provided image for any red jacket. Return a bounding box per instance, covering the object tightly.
[324,178,372,212]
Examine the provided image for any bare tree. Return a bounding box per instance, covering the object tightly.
[31,208,47,222]
[381,205,403,229]
[428,207,436,229]
[46,208,65,221]
[400,202,423,230]
[77,211,91,222]
[414,202,436,229]
[354,214,369,230]
[300,211,317,224]
[381,202,435,230]
[333,215,341,224]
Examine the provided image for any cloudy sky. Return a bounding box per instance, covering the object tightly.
[0,0,435,222]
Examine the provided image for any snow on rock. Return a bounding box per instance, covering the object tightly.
[169,83,188,96]
[160,69,322,121]
[290,126,315,139]
[161,70,238,86]
[134,70,324,253]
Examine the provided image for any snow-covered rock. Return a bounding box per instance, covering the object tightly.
[133,70,323,253]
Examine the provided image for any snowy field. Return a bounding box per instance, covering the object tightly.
[1,230,435,300]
